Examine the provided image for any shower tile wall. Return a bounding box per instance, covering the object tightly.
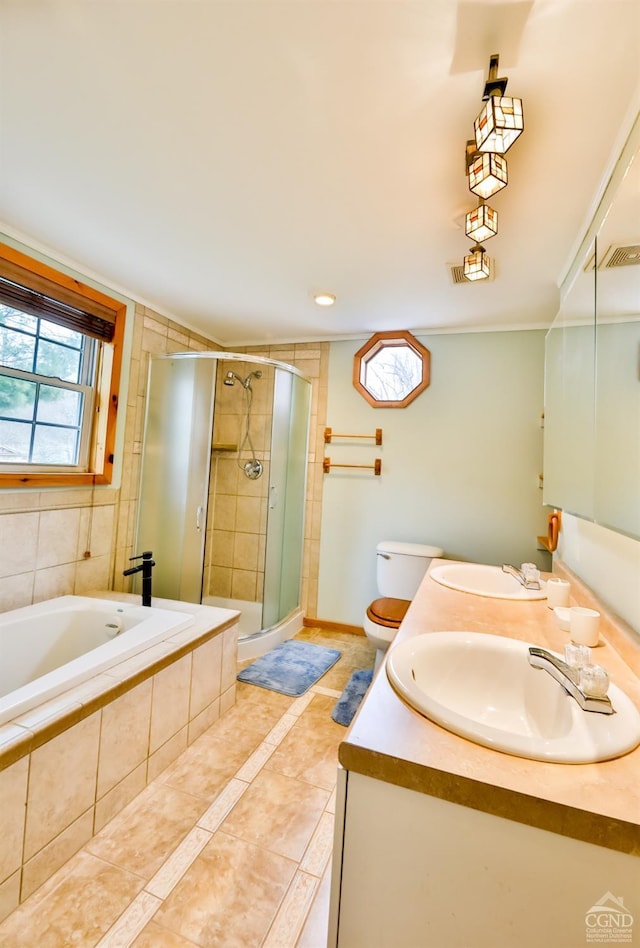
[235,344,328,620]
[204,360,274,606]
[0,283,329,620]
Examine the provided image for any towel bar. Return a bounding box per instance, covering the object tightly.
[324,427,382,445]
[323,457,382,475]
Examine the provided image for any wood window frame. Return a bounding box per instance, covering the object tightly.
[353,330,431,408]
[0,242,126,488]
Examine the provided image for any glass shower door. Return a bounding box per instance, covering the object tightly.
[262,368,311,628]
[136,356,216,602]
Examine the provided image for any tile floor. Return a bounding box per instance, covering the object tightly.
[0,628,375,947]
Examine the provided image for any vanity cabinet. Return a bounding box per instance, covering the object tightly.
[329,563,640,948]
[330,769,637,948]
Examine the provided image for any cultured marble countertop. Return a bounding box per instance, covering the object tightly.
[338,559,640,856]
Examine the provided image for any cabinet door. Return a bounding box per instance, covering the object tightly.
[336,771,637,947]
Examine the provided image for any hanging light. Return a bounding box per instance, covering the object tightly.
[466,141,508,198]
[463,244,491,282]
[474,54,523,154]
[465,203,498,242]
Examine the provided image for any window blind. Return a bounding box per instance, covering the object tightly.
[0,258,116,343]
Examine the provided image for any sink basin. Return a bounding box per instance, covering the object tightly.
[386,632,640,763]
[430,563,547,600]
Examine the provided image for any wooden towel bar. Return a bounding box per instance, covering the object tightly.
[323,458,382,475]
[324,427,382,445]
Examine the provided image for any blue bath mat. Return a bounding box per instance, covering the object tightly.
[331,669,374,727]
[237,640,341,697]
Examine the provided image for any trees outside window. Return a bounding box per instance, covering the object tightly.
[0,243,126,487]
[353,330,431,408]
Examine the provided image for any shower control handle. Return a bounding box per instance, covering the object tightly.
[196,505,204,531]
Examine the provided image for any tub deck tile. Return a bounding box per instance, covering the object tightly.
[0,628,377,947]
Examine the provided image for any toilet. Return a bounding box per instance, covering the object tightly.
[365,540,443,670]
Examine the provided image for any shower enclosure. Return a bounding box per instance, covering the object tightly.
[135,352,311,658]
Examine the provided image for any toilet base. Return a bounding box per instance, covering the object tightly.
[364,614,398,671]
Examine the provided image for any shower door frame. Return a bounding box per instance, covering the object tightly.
[134,351,311,645]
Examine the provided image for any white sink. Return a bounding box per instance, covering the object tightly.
[386,632,640,763]
[430,563,547,600]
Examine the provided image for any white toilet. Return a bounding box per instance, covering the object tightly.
[364,540,443,670]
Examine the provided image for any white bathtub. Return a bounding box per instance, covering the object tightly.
[0,595,193,724]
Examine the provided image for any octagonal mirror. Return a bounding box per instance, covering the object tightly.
[353,330,431,407]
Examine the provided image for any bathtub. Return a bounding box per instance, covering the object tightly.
[0,595,193,725]
[0,593,239,913]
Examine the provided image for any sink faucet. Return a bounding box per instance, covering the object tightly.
[502,562,541,590]
[528,647,614,714]
[123,551,155,607]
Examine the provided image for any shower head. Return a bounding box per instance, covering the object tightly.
[223,369,262,389]
[245,370,262,387]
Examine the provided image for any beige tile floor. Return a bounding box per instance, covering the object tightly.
[0,628,375,947]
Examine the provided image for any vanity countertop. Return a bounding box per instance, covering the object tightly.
[338,559,640,855]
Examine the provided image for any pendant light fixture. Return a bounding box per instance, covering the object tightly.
[466,141,508,199]
[463,244,491,282]
[459,53,524,282]
[474,54,524,154]
[465,203,498,243]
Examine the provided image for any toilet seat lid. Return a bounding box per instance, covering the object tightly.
[366,597,410,628]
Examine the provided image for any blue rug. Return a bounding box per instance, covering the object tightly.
[237,640,341,697]
[331,669,374,727]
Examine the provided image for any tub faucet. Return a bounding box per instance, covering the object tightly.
[528,647,614,714]
[123,551,155,607]
[502,562,541,590]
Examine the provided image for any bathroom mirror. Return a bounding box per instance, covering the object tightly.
[543,239,596,520]
[544,118,640,539]
[593,151,640,537]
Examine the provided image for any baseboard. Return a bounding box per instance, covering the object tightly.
[303,617,365,636]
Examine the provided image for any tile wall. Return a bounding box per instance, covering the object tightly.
[0,620,238,921]
[205,357,275,605]
[0,298,329,620]
[0,305,221,614]
[237,343,328,620]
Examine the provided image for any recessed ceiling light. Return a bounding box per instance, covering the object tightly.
[313,293,336,307]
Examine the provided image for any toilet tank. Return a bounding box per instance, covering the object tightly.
[376,540,443,599]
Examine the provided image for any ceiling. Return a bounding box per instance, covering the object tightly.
[0,1,638,347]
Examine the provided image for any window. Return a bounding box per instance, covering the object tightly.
[353,330,431,407]
[0,243,126,487]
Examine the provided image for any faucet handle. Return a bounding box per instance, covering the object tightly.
[129,551,153,562]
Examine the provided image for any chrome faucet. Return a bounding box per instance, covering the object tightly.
[502,562,541,590]
[123,550,155,607]
[528,647,614,714]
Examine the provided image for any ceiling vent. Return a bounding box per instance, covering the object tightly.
[584,244,640,271]
[448,263,495,284]
[601,244,640,268]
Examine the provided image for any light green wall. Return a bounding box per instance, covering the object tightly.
[318,330,550,626]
